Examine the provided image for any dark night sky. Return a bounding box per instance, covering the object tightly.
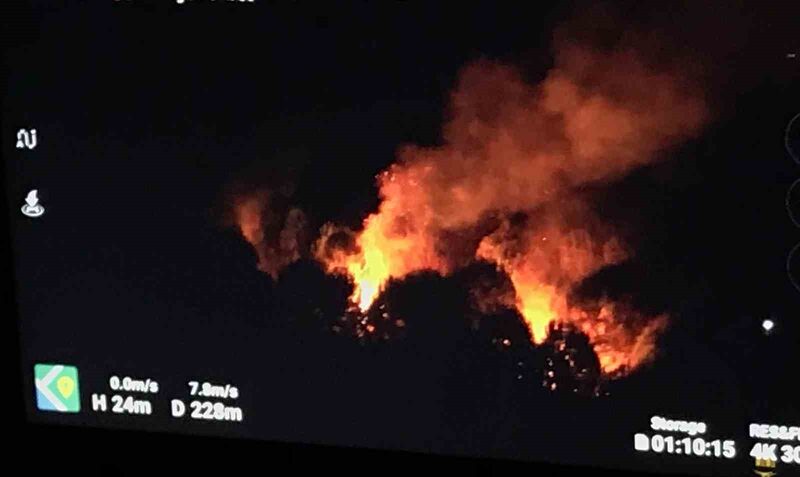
[4,1,800,475]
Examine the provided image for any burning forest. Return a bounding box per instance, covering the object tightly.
[228,38,709,394]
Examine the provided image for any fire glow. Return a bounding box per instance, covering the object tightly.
[235,43,707,377]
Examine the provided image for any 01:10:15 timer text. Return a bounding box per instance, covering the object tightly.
[635,434,736,458]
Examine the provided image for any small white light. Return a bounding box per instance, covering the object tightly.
[762,319,775,333]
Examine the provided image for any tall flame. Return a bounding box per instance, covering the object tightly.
[475,210,667,375]
[316,166,447,311]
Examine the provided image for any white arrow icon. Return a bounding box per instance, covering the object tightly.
[21,189,45,218]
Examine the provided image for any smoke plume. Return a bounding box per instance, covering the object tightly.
[313,42,707,375]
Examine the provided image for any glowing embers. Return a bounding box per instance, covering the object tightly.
[332,298,407,344]
[473,304,608,397]
[540,322,604,397]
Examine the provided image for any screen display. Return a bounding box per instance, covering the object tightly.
[6,2,800,475]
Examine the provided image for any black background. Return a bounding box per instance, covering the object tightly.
[4,1,800,475]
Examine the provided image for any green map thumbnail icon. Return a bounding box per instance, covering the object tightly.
[34,364,80,412]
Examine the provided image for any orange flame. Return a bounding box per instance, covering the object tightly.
[476,212,667,375]
[310,44,706,376]
[316,170,447,311]
[234,192,269,270]
[232,190,307,279]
